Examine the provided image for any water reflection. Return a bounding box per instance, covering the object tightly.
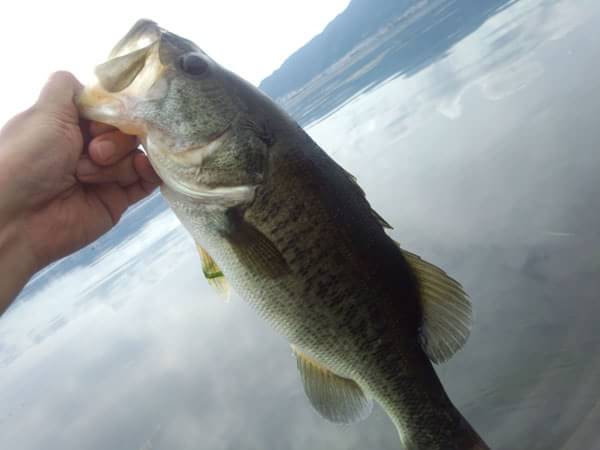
[2,0,599,449]
[262,0,520,126]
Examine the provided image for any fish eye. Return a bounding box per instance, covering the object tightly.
[179,53,209,76]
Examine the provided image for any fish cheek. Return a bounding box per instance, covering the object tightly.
[199,136,268,188]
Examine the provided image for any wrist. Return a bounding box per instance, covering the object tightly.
[0,214,38,314]
[0,142,26,220]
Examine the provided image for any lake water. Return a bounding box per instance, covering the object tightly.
[1,0,599,449]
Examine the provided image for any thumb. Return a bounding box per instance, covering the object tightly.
[36,71,82,124]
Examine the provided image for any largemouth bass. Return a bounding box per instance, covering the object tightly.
[77,20,490,450]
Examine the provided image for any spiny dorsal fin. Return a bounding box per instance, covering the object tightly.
[196,244,230,302]
[399,247,472,364]
[371,208,392,229]
[292,345,373,424]
[342,168,392,229]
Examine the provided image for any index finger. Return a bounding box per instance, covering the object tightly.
[89,121,117,137]
[89,130,139,166]
[37,71,82,124]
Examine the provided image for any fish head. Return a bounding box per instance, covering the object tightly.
[78,19,267,203]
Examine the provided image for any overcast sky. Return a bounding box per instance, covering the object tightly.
[0,0,350,126]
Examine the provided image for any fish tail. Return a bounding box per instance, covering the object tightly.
[393,388,489,450]
[393,404,489,450]
[370,350,490,450]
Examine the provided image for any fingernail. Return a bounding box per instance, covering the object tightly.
[76,158,99,177]
[94,140,115,162]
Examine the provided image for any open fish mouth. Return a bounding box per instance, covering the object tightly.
[76,20,168,134]
[107,19,162,60]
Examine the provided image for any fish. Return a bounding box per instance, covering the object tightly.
[77,19,490,450]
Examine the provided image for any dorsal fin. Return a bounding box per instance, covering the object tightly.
[196,244,230,301]
[399,247,472,364]
[292,345,373,424]
[342,167,392,229]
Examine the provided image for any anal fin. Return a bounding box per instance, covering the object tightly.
[292,345,372,424]
[196,244,230,301]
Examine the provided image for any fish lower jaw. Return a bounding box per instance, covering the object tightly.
[86,114,144,136]
[76,87,146,135]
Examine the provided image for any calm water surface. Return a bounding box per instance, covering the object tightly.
[1,1,599,449]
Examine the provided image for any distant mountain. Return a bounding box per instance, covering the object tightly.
[259,0,517,126]
[260,0,411,99]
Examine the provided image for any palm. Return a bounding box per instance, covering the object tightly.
[1,72,160,271]
[24,184,120,267]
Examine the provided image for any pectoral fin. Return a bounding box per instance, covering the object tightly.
[292,345,372,424]
[196,244,230,301]
[224,210,290,279]
[400,247,472,364]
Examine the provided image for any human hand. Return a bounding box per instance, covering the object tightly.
[0,71,160,308]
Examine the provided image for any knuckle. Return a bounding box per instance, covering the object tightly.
[47,70,78,86]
